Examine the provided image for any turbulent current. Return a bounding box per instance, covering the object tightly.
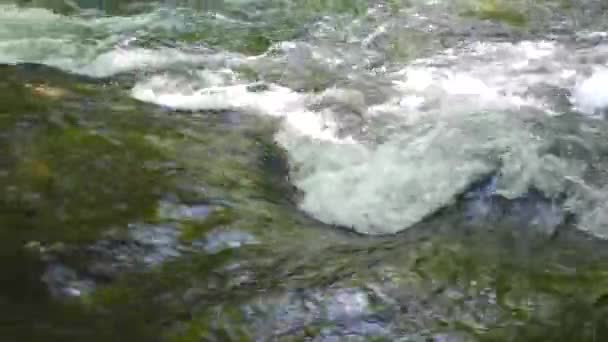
[4,0,608,237]
[8,1,608,341]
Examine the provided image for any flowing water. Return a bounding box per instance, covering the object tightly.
[4,0,608,341]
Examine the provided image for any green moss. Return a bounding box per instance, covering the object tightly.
[5,128,171,242]
[461,0,528,26]
[166,309,252,342]
[179,207,237,242]
[166,0,368,56]
[83,222,608,342]
[475,9,527,26]
[241,30,274,55]
[0,81,51,116]
[0,67,181,245]
[402,231,608,341]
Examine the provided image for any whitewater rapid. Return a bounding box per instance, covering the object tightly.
[4,2,608,236]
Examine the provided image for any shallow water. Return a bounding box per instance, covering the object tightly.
[4,0,608,341]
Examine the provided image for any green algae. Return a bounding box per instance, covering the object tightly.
[0,86,175,245]
[460,0,529,27]
[0,66,187,341]
[180,228,608,340]
[173,23,277,55]
[385,28,438,63]
[9,128,169,241]
[179,207,237,242]
[0,61,354,339]
[68,209,608,342]
[165,0,368,55]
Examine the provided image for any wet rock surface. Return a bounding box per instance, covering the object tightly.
[42,263,96,299]
[463,176,565,236]
[40,221,261,291]
[84,225,183,279]
[240,287,390,341]
[193,228,258,254]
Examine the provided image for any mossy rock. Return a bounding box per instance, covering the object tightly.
[0,66,180,245]
[460,0,528,27]
[179,207,237,242]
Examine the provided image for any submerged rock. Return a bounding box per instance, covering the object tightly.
[40,217,261,296]
[84,224,183,280]
[192,286,394,341]
[42,263,96,299]
[463,175,565,236]
[192,228,258,254]
[157,201,213,221]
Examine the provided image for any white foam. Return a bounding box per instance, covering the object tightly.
[0,4,224,77]
[80,48,213,77]
[572,69,608,117]
[275,40,594,234]
[129,39,598,234]
[279,117,497,234]
[390,41,577,115]
[132,74,345,142]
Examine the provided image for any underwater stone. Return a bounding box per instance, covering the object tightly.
[86,224,183,279]
[41,263,96,299]
[193,229,258,254]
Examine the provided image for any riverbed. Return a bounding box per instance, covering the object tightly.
[3,0,608,341]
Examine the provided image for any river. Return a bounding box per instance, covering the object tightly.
[2,0,608,341]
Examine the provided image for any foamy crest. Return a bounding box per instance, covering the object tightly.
[278,115,499,234]
[275,40,595,234]
[132,73,346,142]
[129,40,593,234]
[389,41,577,115]
[0,4,224,77]
[81,48,215,77]
[572,69,608,117]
